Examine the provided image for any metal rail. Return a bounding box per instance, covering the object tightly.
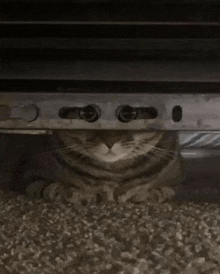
[1,93,220,131]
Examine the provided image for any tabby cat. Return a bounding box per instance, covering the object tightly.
[21,129,185,205]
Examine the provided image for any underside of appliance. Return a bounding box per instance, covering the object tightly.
[1,0,220,153]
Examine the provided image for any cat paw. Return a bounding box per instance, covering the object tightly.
[26,179,47,198]
[148,187,176,203]
[26,180,64,202]
[62,187,97,205]
[119,186,176,204]
[26,180,117,205]
[42,182,64,202]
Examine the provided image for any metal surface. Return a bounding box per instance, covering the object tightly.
[2,0,220,22]
[2,0,219,133]
[0,130,51,134]
[3,38,219,51]
[2,60,220,82]
[181,148,220,158]
[179,131,220,148]
[180,131,220,157]
[2,0,220,3]
[1,93,220,130]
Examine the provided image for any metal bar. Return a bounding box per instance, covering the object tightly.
[1,93,220,130]
[2,0,220,3]
[3,38,220,50]
[181,148,220,158]
[2,81,220,94]
[3,22,220,38]
[3,21,220,25]
[179,132,220,148]
[0,129,51,134]
[2,1,220,22]
[2,60,220,82]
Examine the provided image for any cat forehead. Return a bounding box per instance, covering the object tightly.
[75,130,129,139]
[71,130,157,139]
[133,131,158,140]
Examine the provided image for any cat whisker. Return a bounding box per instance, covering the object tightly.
[150,148,175,160]
[151,147,175,156]
[138,143,175,160]
[124,141,135,145]
[144,143,177,154]
[29,144,83,159]
[123,145,134,149]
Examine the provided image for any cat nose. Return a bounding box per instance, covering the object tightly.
[105,141,114,149]
[101,133,120,149]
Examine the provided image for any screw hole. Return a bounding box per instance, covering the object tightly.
[139,107,158,119]
[58,105,101,122]
[58,107,78,119]
[172,105,182,122]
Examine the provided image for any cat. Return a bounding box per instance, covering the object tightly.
[25,130,185,205]
[0,130,185,205]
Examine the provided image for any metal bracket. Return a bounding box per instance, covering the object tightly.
[0,92,220,131]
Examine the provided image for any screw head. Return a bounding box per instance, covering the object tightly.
[116,105,138,123]
[78,104,101,122]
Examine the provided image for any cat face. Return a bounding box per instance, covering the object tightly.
[55,130,164,163]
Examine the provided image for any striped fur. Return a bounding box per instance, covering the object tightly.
[25,130,185,204]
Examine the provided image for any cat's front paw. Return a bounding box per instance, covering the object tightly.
[42,182,64,202]
[62,187,97,205]
[147,187,176,203]
[119,186,176,204]
[26,180,64,202]
[26,179,47,198]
